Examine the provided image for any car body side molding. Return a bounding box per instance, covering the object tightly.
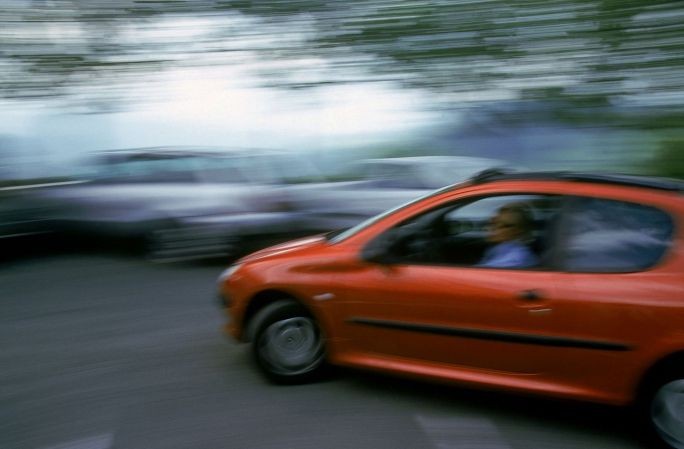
[348,317,633,351]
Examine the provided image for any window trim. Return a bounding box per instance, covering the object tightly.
[361,192,564,272]
[361,191,677,274]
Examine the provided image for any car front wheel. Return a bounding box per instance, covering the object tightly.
[250,299,326,384]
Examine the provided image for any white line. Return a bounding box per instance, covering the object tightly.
[39,433,114,449]
[0,180,87,191]
[416,414,511,449]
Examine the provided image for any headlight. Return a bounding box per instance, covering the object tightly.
[217,264,242,285]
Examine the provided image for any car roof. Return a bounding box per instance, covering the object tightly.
[93,146,285,161]
[468,169,684,193]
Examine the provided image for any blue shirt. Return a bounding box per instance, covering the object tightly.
[477,241,539,268]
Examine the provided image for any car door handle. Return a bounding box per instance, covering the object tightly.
[528,308,552,315]
[518,289,543,301]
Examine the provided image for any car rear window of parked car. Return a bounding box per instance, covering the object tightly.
[561,197,674,272]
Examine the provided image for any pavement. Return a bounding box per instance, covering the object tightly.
[1,251,647,449]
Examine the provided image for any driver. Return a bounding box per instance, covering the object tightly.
[477,202,538,268]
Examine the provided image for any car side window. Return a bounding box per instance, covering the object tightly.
[559,197,674,272]
[365,194,560,269]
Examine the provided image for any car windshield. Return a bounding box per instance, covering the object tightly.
[80,155,245,183]
[79,152,324,185]
[327,183,459,243]
[241,153,326,184]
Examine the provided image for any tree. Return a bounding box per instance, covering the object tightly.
[1,0,683,117]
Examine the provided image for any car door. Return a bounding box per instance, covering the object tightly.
[523,194,679,398]
[334,193,569,375]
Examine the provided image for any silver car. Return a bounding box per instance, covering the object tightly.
[27,147,323,262]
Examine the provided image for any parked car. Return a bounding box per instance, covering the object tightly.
[289,155,515,233]
[218,170,684,449]
[352,155,516,189]
[24,147,324,262]
[0,184,52,240]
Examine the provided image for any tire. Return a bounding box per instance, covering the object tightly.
[249,299,326,384]
[641,371,684,449]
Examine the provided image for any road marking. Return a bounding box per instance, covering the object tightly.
[39,433,114,449]
[416,415,511,449]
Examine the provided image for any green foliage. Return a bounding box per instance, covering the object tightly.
[1,0,683,118]
[651,134,684,180]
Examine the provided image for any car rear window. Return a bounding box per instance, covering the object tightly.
[560,197,674,272]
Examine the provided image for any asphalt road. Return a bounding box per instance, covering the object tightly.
[1,249,650,449]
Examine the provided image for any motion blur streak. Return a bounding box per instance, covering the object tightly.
[1,2,683,448]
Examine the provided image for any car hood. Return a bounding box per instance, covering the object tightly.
[239,234,327,263]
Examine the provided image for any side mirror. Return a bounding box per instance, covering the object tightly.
[361,229,406,265]
[361,242,392,264]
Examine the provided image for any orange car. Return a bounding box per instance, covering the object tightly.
[218,171,684,448]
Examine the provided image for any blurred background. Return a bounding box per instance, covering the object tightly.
[2,0,684,259]
[2,2,683,449]
[2,0,684,178]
